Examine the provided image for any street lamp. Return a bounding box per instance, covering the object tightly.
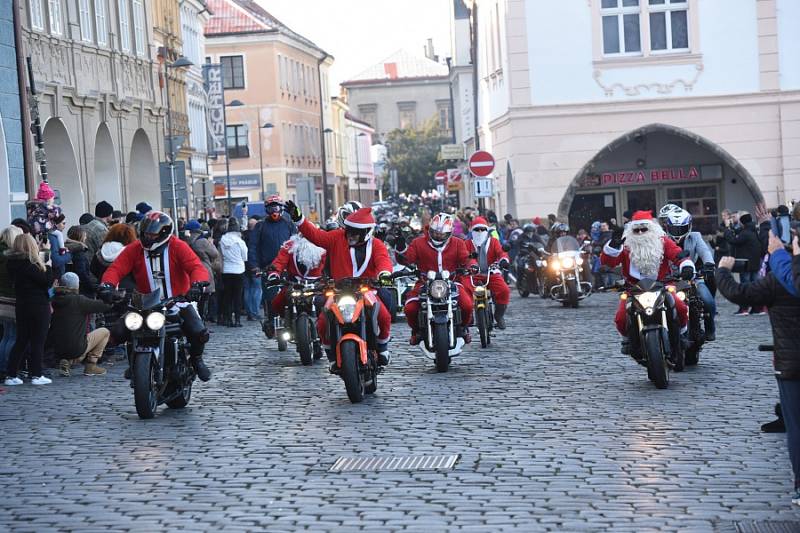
[224,99,245,214]
[354,132,366,204]
[164,55,193,232]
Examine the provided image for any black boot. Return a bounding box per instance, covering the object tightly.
[704,317,716,342]
[495,304,507,330]
[233,316,243,328]
[327,350,339,374]
[191,356,211,382]
[761,403,785,433]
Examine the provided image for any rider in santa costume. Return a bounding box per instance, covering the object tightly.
[284,201,394,371]
[397,213,476,345]
[265,234,327,321]
[463,216,511,329]
[600,210,693,346]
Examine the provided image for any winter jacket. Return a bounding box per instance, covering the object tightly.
[681,232,715,266]
[399,235,476,276]
[298,219,392,280]
[48,232,72,279]
[769,248,799,297]
[219,232,248,275]
[0,243,13,298]
[6,252,54,306]
[718,265,800,380]
[91,241,136,291]
[65,239,98,296]
[465,237,509,273]
[82,218,108,257]
[724,222,762,272]
[101,237,209,298]
[601,237,693,284]
[46,287,111,357]
[188,233,220,292]
[270,245,326,281]
[248,217,296,269]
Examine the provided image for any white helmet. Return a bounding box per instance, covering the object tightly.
[336,201,363,228]
[658,203,682,223]
[428,213,455,248]
[665,208,692,241]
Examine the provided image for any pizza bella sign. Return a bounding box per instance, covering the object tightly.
[578,166,701,188]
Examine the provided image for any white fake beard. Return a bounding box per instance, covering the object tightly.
[289,234,325,270]
[624,224,664,279]
[472,231,488,247]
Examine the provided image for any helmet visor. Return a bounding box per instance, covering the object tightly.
[667,223,690,238]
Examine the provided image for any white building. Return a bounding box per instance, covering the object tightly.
[345,112,375,205]
[459,0,800,233]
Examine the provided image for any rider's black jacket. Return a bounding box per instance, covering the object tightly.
[718,266,800,380]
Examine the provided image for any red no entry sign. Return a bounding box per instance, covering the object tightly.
[468,151,495,177]
[434,170,447,182]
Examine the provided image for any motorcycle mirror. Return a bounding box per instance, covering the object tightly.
[502,243,511,252]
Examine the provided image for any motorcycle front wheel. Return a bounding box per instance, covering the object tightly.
[432,322,451,373]
[133,353,158,419]
[476,307,490,348]
[166,380,192,409]
[516,276,530,298]
[644,329,669,389]
[566,278,580,308]
[296,314,313,366]
[340,341,365,403]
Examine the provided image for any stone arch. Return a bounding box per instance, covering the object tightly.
[557,123,765,220]
[93,123,121,208]
[128,129,158,210]
[43,118,85,221]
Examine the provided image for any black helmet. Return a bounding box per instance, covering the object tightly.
[139,211,174,251]
[523,223,535,234]
[337,201,363,227]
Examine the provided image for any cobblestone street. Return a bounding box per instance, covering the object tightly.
[1,293,799,532]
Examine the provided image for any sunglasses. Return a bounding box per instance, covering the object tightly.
[632,227,649,234]
[473,228,488,232]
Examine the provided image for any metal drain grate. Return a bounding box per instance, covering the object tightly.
[731,521,800,533]
[329,454,459,472]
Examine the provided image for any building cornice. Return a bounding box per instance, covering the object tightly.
[205,31,327,60]
[342,76,450,88]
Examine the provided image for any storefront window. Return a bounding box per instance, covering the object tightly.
[666,185,718,235]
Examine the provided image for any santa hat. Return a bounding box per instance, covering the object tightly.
[344,207,376,229]
[470,217,489,229]
[36,181,55,201]
[630,210,655,222]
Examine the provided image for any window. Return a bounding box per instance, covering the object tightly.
[437,102,451,132]
[48,0,62,35]
[398,102,416,130]
[601,0,640,55]
[666,184,718,235]
[78,0,93,42]
[226,125,249,159]
[119,0,130,52]
[278,55,285,90]
[132,0,146,56]
[648,0,688,52]
[30,0,44,31]
[221,56,245,89]
[96,0,108,45]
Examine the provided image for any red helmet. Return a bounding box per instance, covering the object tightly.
[139,211,173,251]
[264,195,284,221]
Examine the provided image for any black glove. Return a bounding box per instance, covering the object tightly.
[607,236,625,250]
[469,264,480,274]
[284,200,302,223]
[97,283,115,304]
[187,282,205,302]
[680,266,695,281]
[378,271,393,286]
[498,258,510,270]
[394,234,406,251]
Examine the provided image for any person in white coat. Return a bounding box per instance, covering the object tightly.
[219,218,248,327]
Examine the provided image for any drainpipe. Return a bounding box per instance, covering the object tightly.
[12,0,33,195]
[317,53,330,218]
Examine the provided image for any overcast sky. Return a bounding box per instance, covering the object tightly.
[255,0,453,91]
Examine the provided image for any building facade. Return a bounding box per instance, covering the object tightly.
[344,112,375,205]
[461,0,800,233]
[204,0,330,215]
[341,49,452,142]
[1,2,26,226]
[19,0,162,220]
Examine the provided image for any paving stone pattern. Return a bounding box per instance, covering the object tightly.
[1,293,799,532]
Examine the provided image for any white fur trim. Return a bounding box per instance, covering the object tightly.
[603,241,622,257]
[350,239,373,277]
[344,220,375,229]
[679,259,695,271]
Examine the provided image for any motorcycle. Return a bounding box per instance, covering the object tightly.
[386,263,417,323]
[324,276,393,403]
[620,278,685,389]
[120,285,208,419]
[544,236,592,307]
[405,266,468,372]
[470,264,502,349]
[265,275,325,365]
[515,241,545,298]
[671,274,707,366]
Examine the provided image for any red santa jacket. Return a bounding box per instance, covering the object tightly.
[465,237,509,271]
[101,237,209,297]
[401,235,475,275]
[600,236,693,284]
[270,245,326,281]
[297,219,392,280]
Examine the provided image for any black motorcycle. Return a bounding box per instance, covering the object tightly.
[621,278,685,389]
[515,242,545,297]
[266,276,325,365]
[671,275,706,366]
[120,286,207,419]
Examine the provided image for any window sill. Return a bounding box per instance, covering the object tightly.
[594,52,702,70]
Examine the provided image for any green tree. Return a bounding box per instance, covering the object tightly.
[386,120,451,194]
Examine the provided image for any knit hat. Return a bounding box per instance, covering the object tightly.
[470,216,489,229]
[343,207,376,229]
[125,211,143,224]
[185,220,202,232]
[60,272,80,290]
[136,202,153,215]
[36,181,56,201]
[79,213,94,225]
[95,201,114,218]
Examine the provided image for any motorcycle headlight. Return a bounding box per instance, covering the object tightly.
[303,290,315,296]
[576,257,584,266]
[336,295,357,322]
[474,286,486,295]
[635,291,660,310]
[291,290,302,298]
[441,270,451,280]
[429,280,448,300]
[677,291,687,301]
[124,312,144,331]
[427,271,436,281]
[146,312,166,331]
[535,260,543,267]
[560,257,574,269]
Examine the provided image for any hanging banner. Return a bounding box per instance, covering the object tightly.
[203,64,226,157]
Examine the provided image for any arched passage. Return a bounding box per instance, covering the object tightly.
[43,118,84,220]
[93,123,121,208]
[128,129,158,210]
[559,123,764,234]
